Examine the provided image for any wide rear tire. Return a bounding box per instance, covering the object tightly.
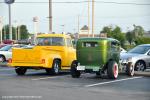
[46,60,60,75]
[15,67,27,75]
[107,61,119,79]
[70,61,81,78]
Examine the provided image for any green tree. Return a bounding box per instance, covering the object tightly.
[112,26,126,47]
[133,25,144,37]
[126,31,134,45]
[2,25,16,40]
[101,26,126,47]
[19,25,29,39]
[100,26,112,37]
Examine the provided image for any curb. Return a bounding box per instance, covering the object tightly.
[134,71,150,77]
[0,63,8,67]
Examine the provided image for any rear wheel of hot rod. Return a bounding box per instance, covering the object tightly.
[126,62,134,76]
[71,60,81,78]
[15,67,27,75]
[107,61,119,79]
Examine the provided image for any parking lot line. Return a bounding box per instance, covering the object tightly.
[31,77,57,81]
[85,76,143,87]
[31,75,70,81]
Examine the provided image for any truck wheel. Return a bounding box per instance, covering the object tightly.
[15,67,27,75]
[107,61,119,79]
[51,60,60,75]
[71,61,80,78]
[126,62,134,76]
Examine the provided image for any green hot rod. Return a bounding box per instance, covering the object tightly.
[71,37,122,79]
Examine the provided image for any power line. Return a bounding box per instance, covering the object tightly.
[0,1,150,5]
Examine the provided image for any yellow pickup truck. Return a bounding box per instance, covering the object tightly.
[9,34,76,75]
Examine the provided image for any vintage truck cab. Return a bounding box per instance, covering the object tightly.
[9,34,76,75]
[71,37,121,79]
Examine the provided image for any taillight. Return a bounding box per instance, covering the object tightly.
[41,59,45,64]
[8,58,12,63]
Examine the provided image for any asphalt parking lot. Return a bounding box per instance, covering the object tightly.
[0,66,150,100]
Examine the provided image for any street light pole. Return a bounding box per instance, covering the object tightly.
[8,4,12,40]
[0,16,3,43]
[49,0,52,33]
[92,0,95,37]
[88,0,90,37]
[4,0,15,40]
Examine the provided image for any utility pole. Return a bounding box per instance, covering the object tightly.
[78,15,80,38]
[0,16,3,43]
[33,16,38,44]
[49,0,52,33]
[88,0,90,37]
[92,0,95,37]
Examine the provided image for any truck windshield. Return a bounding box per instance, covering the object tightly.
[36,37,65,46]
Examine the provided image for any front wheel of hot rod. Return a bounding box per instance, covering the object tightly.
[107,61,119,79]
[126,62,134,76]
[15,67,27,75]
[71,61,81,78]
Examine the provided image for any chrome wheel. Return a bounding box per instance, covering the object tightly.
[54,62,59,74]
[0,56,6,63]
[52,60,60,74]
[135,61,145,71]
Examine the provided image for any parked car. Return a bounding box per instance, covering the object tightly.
[0,44,26,63]
[120,47,127,53]
[0,44,8,49]
[120,44,150,73]
[71,37,122,79]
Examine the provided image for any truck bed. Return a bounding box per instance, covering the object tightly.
[12,48,42,64]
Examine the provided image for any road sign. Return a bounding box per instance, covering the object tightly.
[4,0,15,4]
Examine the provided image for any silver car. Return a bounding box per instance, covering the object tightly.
[120,44,150,72]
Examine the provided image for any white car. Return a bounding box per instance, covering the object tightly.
[0,44,27,63]
[120,44,150,73]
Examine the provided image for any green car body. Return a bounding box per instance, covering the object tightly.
[71,37,121,79]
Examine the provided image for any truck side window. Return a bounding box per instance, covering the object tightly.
[66,39,72,47]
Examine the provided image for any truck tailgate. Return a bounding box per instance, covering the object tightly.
[12,48,41,64]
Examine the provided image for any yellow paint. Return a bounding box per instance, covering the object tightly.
[9,34,76,70]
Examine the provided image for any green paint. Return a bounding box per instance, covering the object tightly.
[76,37,120,71]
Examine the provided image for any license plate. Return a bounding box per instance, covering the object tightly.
[77,66,85,71]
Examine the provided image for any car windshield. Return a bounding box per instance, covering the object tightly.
[36,37,65,46]
[128,46,150,54]
[0,45,12,51]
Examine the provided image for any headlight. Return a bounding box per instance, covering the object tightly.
[127,57,132,62]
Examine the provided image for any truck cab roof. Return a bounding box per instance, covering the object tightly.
[37,34,71,38]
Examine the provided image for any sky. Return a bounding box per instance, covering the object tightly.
[0,0,150,34]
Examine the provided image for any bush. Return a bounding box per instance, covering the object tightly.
[135,37,150,45]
